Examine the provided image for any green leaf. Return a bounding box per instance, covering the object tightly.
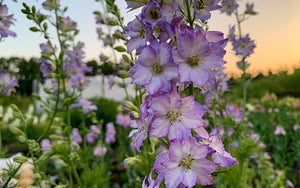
[29,27,40,32]
[114,46,126,52]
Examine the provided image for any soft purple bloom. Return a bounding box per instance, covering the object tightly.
[142,171,161,188]
[153,139,218,187]
[227,25,235,41]
[86,132,99,144]
[40,139,52,153]
[150,91,206,140]
[244,2,258,15]
[64,43,92,90]
[225,104,242,124]
[0,5,17,38]
[40,58,54,77]
[71,128,82,144]
[73,98,98,114]
[122,16,153,53]
[172,29,225,88]
[274,126,286,135]
[141,0,162,27]
[220,0,238,16]
[211,126,234,137]
[105,122,116,143]
[195,128,238,167]
[231,141,239,148]
[49,79,58,94]
[129,117,149,152]
[232,34,256,58]
[193,0,221,22]
[286,180,295,188]
[116,113,132,129]
[129,42,178,94]
[293,125,300,131]
[40,42,56,55]
[93,146,107,157]
[250,132,260,142]
[59,16,77,32]
[107,75,115,89]
[90,125,100,134]
[0,73,18,96]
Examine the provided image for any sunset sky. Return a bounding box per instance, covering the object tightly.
[1,0,299,77]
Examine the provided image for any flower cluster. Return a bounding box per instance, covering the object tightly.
[123,0,237,186]
[70,124,109,157]
[220,0,257,70]
[0,73,18,96]
[0,3,17,38]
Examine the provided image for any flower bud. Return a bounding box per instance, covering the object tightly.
[122,156,141,168]
[9,126,24,135]
[13,156,28,163]
[122,101,139,112]
[116,70,130,79]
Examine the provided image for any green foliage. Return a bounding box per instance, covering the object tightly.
[228,67,300,99]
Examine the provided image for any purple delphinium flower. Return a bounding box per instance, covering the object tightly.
[129,41,178,94]
[107,74,115,89]
[286,180,295,188]
[220,0,238,16]
[122,16,153,53]
[193,0,221,23]
[40,139,52,153]
[149,91,206,140]
[211,126,234,137]
[293,125,300,131]
[90,125,100,134]
[141,0,163,27]
[142,171,162,188]
[105,122,116,144]
[73,98,98,114]
[244,2,258,15]
[49,79,58,94]
[86,132,98,144]
[0,5,17,38]
[227,25,235,41]
[93,146,107,157]
[40,42,56,55]
[64,43,92,90]
[40,58,54,77]
[153,139,218,187]
[195,128,238,167]
[0,73,18,96]
[59,16,77,32]
[116,113,132,129]
[129,117,149,152]
[172,29,225,88]
[232,34,256,58]
[225,104,242,124]
[274,126,286,136]
[71,128,82,144]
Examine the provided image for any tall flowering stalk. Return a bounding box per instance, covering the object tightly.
[1,0,111,187]
[118,0,239,187]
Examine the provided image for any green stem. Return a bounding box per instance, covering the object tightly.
[188,83,194,96]
[241,59,247,124]
[122,79,129,100]
[185,0,193,28]
[37,82,60,142]
[2,163,23,188]
[235,11,242,38]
